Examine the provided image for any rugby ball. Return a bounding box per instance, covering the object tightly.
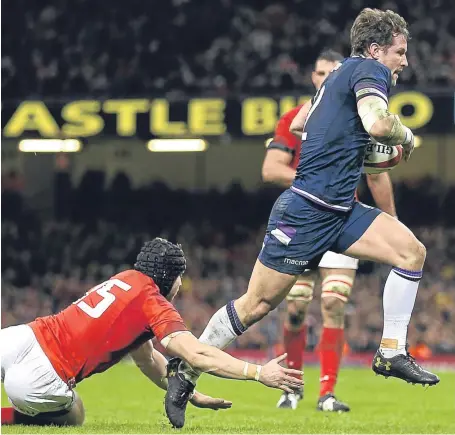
[363,139,403,174]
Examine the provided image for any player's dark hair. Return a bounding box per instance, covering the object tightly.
[350,8,410,56]
[134,238,186,297]
[315,50,344,68]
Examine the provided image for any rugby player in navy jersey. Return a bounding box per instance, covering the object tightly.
[165,8,439,428]
[264,50,397,413]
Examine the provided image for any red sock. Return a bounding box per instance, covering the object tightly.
[284,325,306,378]
[319,327,344,397]
[2,407,15,425]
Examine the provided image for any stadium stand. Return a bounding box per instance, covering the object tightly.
[2,0,455,98]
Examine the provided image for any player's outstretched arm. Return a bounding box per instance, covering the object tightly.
[164,331,303,393]
[357,96,414,161]
[366,172,397,217]
[131,340,233,410]
[289,100,312,138]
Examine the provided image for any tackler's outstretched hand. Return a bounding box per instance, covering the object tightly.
[258,353,303,393]
[190,391,232,410]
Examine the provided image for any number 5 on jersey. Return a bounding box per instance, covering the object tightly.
[74,279,132,318]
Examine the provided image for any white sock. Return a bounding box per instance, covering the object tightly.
[380,267,422,358]
[180,301,246,383]
[199,303,242,347]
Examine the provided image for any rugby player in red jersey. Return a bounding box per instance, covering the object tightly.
[1,238,302,427]
[262,50,397,412]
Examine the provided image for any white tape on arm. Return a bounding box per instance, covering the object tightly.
[358,96,409,146]
[255,365,262,381]
[243,362,249,378]
[358,96,388,133]
[160,330,191,349]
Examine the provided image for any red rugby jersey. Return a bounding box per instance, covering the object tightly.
[30,270,187,384]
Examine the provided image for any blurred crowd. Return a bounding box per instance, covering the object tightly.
[2,175,455,354]
[3,0,455,99]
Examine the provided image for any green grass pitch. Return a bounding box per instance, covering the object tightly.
[2,364,454,433]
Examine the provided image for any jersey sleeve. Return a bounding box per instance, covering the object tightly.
[268,108,301,155]
[143,285,188,342]
[350,60,391,105]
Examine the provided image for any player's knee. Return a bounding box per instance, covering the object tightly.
[321,296,345,316]
[412,239,426,267]
[321,296,346,328]
[398,238,426,270]
[35,395,85,427]
[64,409,85,427]
[287,309,306,328]
[43,393,85,426]
[65,393,85,426]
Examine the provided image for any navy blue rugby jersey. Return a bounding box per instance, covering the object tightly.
[292,57,392,211]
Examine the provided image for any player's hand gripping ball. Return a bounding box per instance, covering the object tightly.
[363,139,403,174]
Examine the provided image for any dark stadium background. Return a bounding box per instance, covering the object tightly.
[2,0,455,366]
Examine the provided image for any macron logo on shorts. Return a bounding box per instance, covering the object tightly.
[284,258,309,266]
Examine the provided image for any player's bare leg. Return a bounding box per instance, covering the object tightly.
[344,212,439,386]
[233,261,298,326]
[1,392,85,426]
[276,272,314,409]
[185,260,297,354]
[166,260,298,424]
[317,267,353,412]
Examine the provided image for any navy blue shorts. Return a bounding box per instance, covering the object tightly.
[258,190,381,275]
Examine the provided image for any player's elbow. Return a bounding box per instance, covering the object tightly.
[289,124,302,138]
[184,346,214,372]
[261,162,276,183]
[289,114,306,137]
